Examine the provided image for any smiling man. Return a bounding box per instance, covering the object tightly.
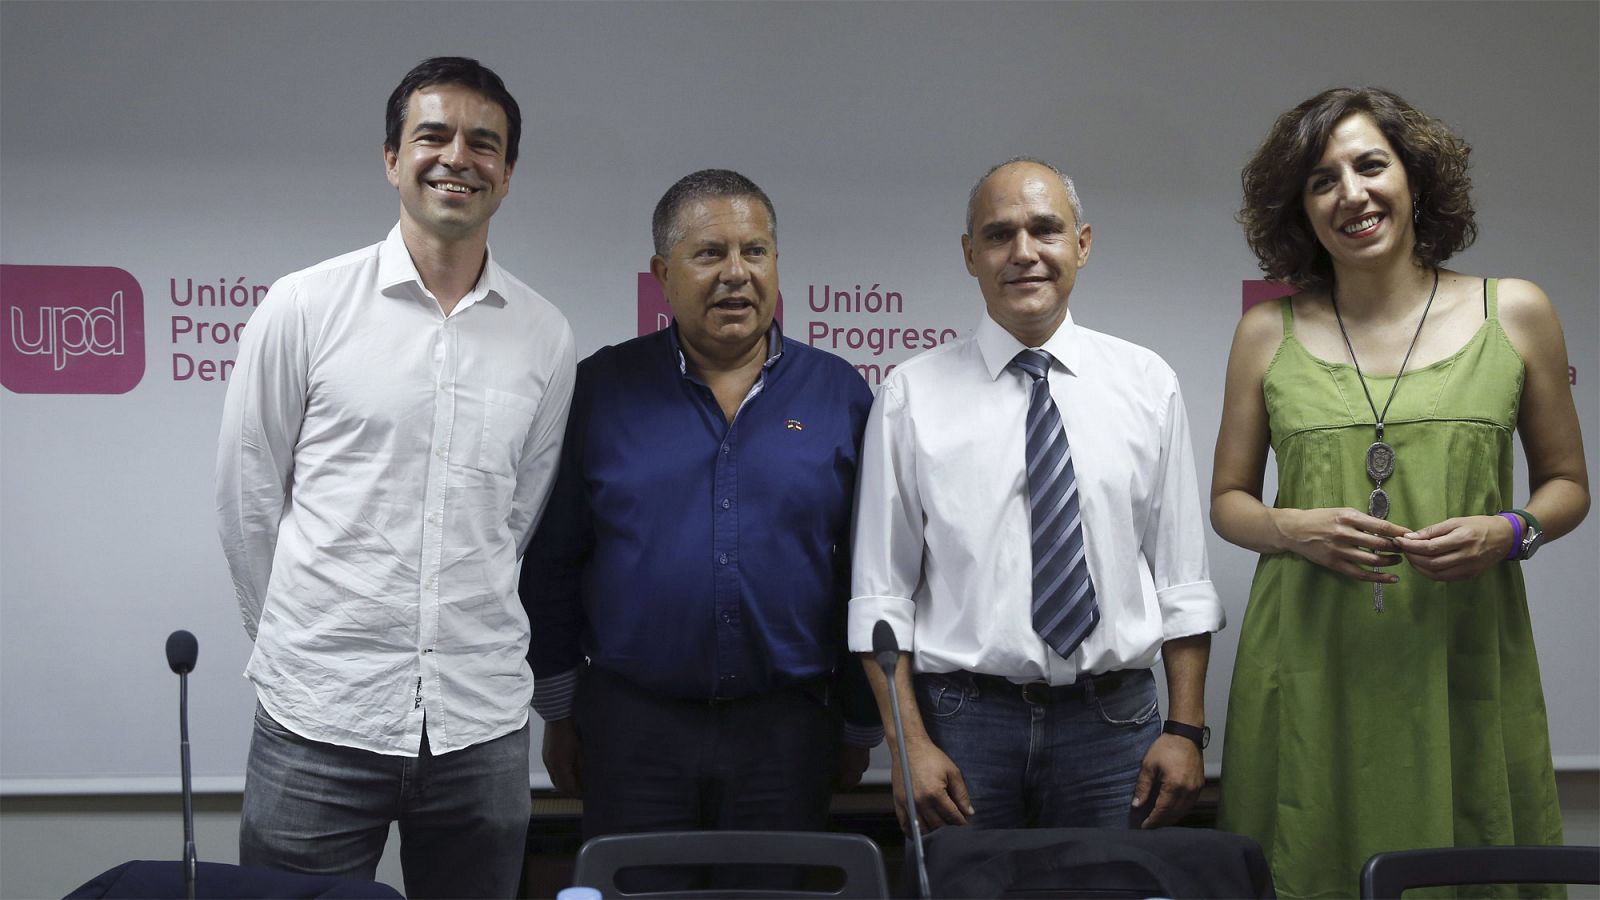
[519,170,880,870]
[849,158,1223,835]
[216,58,574,897]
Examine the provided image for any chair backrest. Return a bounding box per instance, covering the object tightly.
[922,826,1275,899]
[572,830,890,899]
[1360,845,1600,899]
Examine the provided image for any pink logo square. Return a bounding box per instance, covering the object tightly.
[636,272,784,337]
[1242,279,1298,315]
[1,265,146,394]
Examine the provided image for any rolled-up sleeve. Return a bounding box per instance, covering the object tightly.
[1143,382,1225,640]
[214,279,308,641]
[848,379,923,655]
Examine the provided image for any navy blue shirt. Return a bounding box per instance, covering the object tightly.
[521,323,879,730]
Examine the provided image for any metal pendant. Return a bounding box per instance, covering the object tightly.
[1367,487,1390,520]
[1365,441,1395,482]
[1373,582,1385,613]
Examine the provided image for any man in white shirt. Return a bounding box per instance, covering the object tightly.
[849,158,1223,835]
[215,57,575,898]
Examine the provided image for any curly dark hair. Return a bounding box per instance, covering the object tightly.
[1239,87,1476,289]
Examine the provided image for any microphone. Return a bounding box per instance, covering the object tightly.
[165,630,198,900]
[872,621,930,900]
[872,620,899,673]
[166,629,198,675]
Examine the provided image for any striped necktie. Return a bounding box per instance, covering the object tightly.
[1011,349,1098,659]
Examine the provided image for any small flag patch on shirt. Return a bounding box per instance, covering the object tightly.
[785,419,804,431]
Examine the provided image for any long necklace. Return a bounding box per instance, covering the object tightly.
[1329,266,1439,613]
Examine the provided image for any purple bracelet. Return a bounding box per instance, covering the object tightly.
[1498,512,1524,560]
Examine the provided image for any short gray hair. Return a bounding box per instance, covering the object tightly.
[652,168,777,257]
[965,156,1085,236]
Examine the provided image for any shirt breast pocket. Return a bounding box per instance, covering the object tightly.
[466,387,539,478]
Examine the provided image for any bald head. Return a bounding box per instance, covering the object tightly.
[961,157,1093,347]
[965,157,1085,236]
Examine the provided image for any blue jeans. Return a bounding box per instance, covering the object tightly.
[915,668,1161,829]
[239,703,530,899]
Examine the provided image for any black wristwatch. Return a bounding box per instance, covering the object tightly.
[1163,720,1210,749]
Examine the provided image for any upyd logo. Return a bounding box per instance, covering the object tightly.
[1,265,146,394]
[1242,279,1298,314]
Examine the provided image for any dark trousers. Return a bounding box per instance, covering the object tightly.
[576,665,839,840]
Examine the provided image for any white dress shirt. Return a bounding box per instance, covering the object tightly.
[216,224,576,756]
[848,310,1222,683]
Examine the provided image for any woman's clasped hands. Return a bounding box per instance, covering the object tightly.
[1282,507,1518,585]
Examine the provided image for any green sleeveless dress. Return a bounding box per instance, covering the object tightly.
[1216,281,1564,899]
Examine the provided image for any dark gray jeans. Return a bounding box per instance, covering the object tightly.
[239,703,530,899]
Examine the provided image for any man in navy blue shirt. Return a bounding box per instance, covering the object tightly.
[520,169,880,844]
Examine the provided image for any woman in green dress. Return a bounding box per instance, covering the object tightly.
[1211,87,1590,898]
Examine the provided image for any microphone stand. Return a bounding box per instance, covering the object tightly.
[179,668,196,900]
[879,655,931,899]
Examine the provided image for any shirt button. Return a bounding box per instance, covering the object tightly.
[426,513,439,525]
[434,447,446,459]
[720,498,731,510]
[721,444,729,454]
[718,553,729,565]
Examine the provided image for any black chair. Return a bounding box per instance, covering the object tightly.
[571,830,890,899]
[1359,844,1600,898]
[922,826,1275,899]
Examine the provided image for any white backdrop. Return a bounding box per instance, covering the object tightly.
[2,0,1595,793]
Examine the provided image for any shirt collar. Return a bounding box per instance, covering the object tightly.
[376,223,507,312]
[668,319,786,378]
[976,308,1083,381]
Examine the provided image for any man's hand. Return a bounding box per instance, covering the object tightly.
[861,651,973,834]
[890,739,973,834]
[1131,732,1203,828]
[542,718,583,798]
[835,744,870,789]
